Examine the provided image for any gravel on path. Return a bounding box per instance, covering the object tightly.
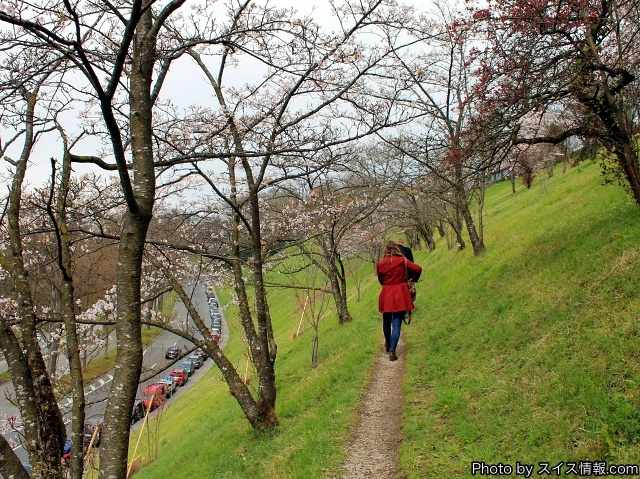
[341,338,406,479]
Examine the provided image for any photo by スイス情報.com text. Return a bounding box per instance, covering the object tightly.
[471,460,640,477]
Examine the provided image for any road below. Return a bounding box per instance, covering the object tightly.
[0,282,227,466]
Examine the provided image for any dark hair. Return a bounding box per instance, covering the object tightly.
[382,240,402,259]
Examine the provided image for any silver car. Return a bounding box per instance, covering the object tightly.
[188,354,203,369]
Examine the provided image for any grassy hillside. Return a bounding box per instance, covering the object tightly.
[131,160,640,478]
[130,254,385,478]
[402,162,640,477]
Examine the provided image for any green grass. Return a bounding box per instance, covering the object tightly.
[401,162,640,476]
[131,273,382,478]
[130,160,640,478]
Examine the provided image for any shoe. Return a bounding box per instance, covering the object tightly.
[389,350,398,361]
[384,341,389,352]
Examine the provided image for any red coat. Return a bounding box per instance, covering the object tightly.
[376,255,422,313]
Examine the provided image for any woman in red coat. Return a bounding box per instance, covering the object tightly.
[376,241,422,361]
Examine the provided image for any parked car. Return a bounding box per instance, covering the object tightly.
[140,383,168,411]
[179,360,196,376]
[131,399,146,424]
[188,354,203,369]
[83,415,103,448]
[165,346,182,360]
[169,368,188,386]
[195,348,208,361]
[210,329,220,343]
[157,377,177,397]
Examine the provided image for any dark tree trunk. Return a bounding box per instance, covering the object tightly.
[417,222,436,251]
[593,86,640,205]
[0,90,65,479]
[99,9,155,479]
[247,189,278,429]
[311,327,319,368]
[61,276,86,479]
[148,251,268,430]
[51,152,86,479]
[0,436,29,479]
[321,238,352,324]
[449,203,465,251]
[454,164,485,256]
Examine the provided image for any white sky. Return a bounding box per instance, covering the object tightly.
[4,0,436,188]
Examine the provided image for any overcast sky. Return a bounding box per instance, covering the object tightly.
[7,0,433,188]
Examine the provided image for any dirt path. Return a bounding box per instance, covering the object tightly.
[341,338,406,478]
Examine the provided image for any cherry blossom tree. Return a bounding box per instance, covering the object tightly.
[466,0,640,203]
[0,1,420,476]
[0,47,72,479]
[0,137,135,479]
[0,1,187,477]
[139,0,416,428]
[266,146,402,324]
[376,2,488,255]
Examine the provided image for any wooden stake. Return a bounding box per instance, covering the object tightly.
[290,296,308,340]
[243,355,250,384]
[127,397,155,477]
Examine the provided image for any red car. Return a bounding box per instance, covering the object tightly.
[169,368,188,386]
[140,383,168,411]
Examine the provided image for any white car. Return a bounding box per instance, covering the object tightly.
[157,377,177,398]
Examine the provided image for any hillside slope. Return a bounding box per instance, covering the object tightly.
[131,160,640,478]
[401,161,640,477]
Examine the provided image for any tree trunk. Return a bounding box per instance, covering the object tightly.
[99,9,155,479]
[450,206,465,251]
[459,196,485,255]
[311,326,319,368]
[583,24,640,206]
[0,435,30,479]
[321,239,352,324]
[54,152,86,479]
[47,337,59,382]
[147,251,267,430]
[0,90,65,479]
[596,95,640,205]
[417,222,436,251]
[248,191,278,429]
[454,164,485,255]
[477,169,486,249]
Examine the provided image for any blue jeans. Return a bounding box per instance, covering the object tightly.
[382,312,404,351]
